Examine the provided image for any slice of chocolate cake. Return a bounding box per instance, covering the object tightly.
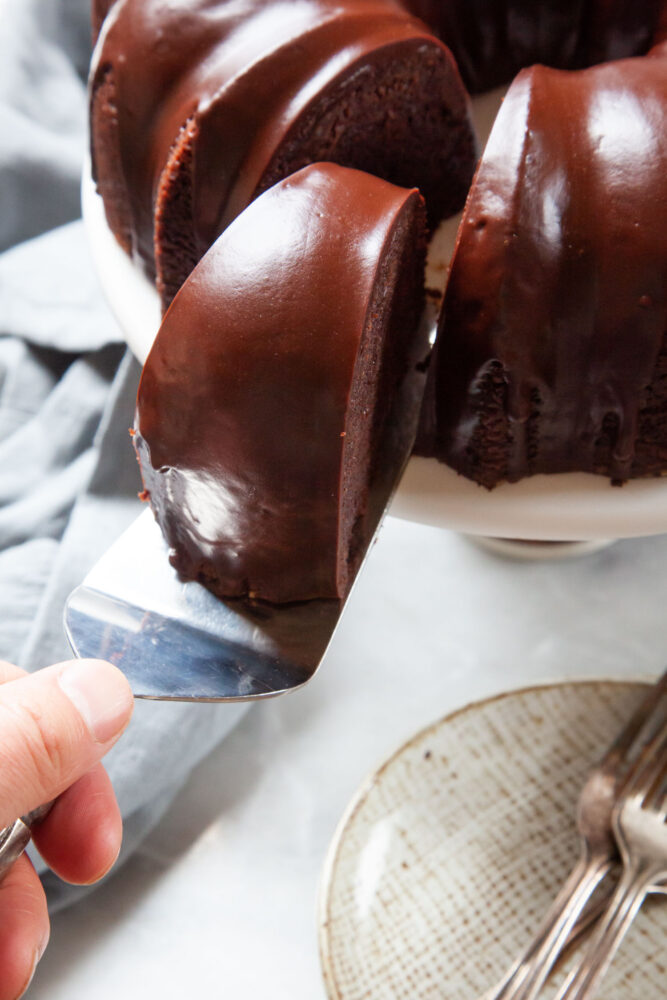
[133,164,428,603]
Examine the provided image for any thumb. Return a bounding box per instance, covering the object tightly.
[0,659,133,829]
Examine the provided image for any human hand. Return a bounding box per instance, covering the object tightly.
[0,658,134,999]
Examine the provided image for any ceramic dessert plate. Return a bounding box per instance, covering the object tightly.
[318,679,667,1000]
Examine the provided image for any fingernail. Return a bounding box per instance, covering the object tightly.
[37,922,50,963]
[18,948,41,998]
[58,660,133,744]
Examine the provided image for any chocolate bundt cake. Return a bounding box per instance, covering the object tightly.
[133,164,428,603]
[416,44,667,487]
[90,0,476,309]
[87,2,667,601]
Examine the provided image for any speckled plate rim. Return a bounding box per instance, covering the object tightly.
[316,676,654,1000]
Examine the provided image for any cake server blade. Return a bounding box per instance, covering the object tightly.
[64,509,341,701]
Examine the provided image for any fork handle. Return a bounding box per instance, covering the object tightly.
[553,859,662,1000]
[484,851,611,1000]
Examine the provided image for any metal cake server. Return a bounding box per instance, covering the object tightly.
[64,509,342,701]
[64,303,436,703]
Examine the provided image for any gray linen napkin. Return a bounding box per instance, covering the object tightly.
[1,0,248,910]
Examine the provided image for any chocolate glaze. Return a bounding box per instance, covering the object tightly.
[134,164,427,603]
[90,0,474,279]
[401,0,666,92]
[91,0,117,43]
[418,48,667,486]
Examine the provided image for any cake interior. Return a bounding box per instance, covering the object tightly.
[154,117,198,306]
[90,66,134,258]
[258,43,475,228]
[338,193,427,596]
[154,42,473,308]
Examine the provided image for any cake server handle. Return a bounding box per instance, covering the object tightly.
[0,802,54,883]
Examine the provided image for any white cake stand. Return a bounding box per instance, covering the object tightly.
[82,101,667,553]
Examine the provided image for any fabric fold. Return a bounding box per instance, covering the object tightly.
[2,0,250,911]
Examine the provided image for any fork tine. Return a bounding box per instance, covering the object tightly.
[657,793,667,824]
[601,669,667,768]
[643,766,667,812]
[622,722,667,804]
[647,758,667,815]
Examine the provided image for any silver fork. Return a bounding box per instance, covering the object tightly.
[482,671,667,1000]
[553,720,667,1000]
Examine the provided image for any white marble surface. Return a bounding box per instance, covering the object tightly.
[28,515,667,999]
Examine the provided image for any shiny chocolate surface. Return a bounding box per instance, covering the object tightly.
[134,163,425,602]
[423,49,667,486]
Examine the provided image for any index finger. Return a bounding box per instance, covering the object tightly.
[0,661,26,685]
